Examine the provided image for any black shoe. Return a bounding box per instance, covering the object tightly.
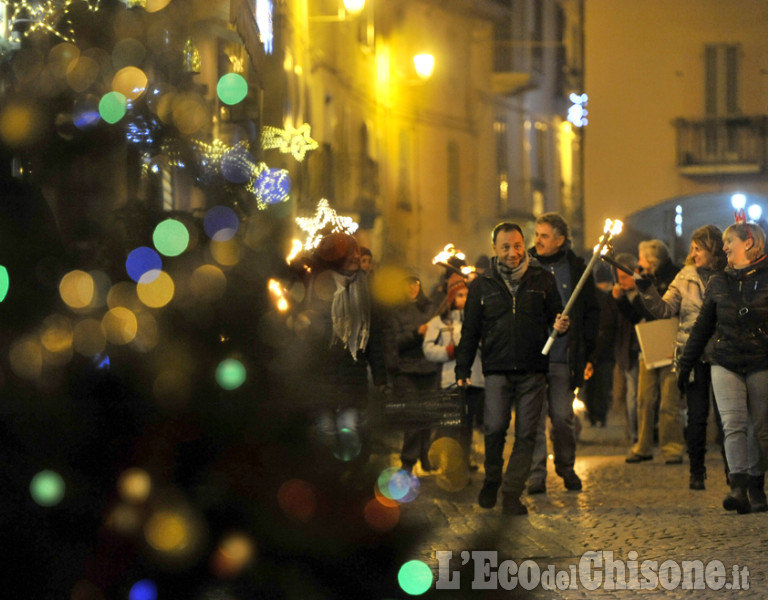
[478,481,500,509]
[748,475,768,512]
[562,471,582,491]
[689,474,706,490]
[502,493,528,515]
[665,456,683,464]
[527,480,546,495]
[625,452,653,463]
[723,474,751,514]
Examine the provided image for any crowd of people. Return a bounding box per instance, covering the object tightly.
[286,212,768,518]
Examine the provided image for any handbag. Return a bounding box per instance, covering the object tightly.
[381,384,466,428]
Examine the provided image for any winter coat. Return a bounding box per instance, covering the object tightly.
[679,256,768,376]
[455,258,563,380]
[638,263,716,367]
[423,309,484,389]
[382,295,440,376]
[529,247,601,389]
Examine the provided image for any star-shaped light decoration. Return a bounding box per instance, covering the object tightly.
[254,167,291,209]
[296,199,359,250]
[7,0,101,43]
[261,123,319,162]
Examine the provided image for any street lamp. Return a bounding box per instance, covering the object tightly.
[413,53,434,80]
[310,0,366,21]
[748,204,763,222]
[731,192,747,222]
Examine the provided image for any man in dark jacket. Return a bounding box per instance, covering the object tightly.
[455,222,569,515]
[527,213,600,494]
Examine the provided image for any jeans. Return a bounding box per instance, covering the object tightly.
[624,364,639,442]
[632,359,685,459]
[483,373,547,496]
[710,366,768,475]
[529,362,577,484]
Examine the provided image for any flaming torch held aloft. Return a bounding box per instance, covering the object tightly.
[541,218,623,355]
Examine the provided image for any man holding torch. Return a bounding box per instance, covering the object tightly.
[455,222,569,515]
[527,213,601,494]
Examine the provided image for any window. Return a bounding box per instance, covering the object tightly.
[447,142,460,223]
[704,43,740,117]
[494,118,509,213]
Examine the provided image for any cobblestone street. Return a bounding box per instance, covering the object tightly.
[376,413,768,599]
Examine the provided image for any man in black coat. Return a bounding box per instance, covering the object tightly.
[455,222,569,515]
[527,213,600,494]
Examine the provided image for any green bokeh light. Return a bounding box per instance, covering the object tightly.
[99,91,127,124]
[398,560,433,596]
[30,470,65,507]
[0,265,8,302]
[217,73,248,106]
[153,219,190,257]
[216,358,246,390]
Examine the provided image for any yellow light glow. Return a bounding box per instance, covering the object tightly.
[286,239,303,264]
[101,307,138,345]
[413,53,435,80]
[118,467,152,503]
[268,279,290,313]
[343,0,365,14]
[261,123,318,162]
[59,270,95,310]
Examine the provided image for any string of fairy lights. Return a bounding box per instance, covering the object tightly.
[4,0,101,44]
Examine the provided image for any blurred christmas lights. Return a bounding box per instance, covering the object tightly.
[261,123,319,162]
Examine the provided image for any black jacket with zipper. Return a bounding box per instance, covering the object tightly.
[455,258,563,380]
[679,255,768,376]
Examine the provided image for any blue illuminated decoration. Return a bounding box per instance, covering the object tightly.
[126,246,162,283]
[255,168,291,207]
[125,116,156,145]
[204,205,240,241]
[567,93,589,127]
[256,0,274,55]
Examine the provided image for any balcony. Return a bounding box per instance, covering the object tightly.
[674,116,768,176]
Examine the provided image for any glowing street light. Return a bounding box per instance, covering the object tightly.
[748,204,763,221]
[413,53,435,80]
[343,0,365,15]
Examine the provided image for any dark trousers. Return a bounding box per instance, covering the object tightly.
[396,372,439,469]
[586,360,615,425]
[686,362,726,477]
[483,373,547,496]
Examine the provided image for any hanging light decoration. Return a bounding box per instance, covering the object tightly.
[183,39,201,74]
[295,199,359,251]
[261,123,319,162]
[7,0,101,43]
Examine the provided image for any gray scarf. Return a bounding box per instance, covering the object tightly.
[331,270,371,359]
[494,253,529,295]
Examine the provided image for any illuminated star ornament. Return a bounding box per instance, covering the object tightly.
[6,0,101,43]
[296,199,359,250]
[261,124,319,162]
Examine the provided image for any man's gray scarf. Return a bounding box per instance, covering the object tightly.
[494,253,529,296]
[331,270,370,359]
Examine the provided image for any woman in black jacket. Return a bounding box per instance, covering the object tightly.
[678,222,768,514]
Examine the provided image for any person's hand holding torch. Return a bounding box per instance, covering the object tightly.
[541,218,622,355]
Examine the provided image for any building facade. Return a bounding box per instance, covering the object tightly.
[584,0,768,259]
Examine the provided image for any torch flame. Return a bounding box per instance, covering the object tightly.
[432,244,466,266]
[286,239,303,264]
[268,278,290,313]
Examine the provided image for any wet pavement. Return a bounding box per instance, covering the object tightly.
[372,411,768,599]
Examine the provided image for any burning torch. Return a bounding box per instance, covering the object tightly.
[541,218,623,355]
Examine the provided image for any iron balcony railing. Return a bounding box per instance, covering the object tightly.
[674,116,768,176]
